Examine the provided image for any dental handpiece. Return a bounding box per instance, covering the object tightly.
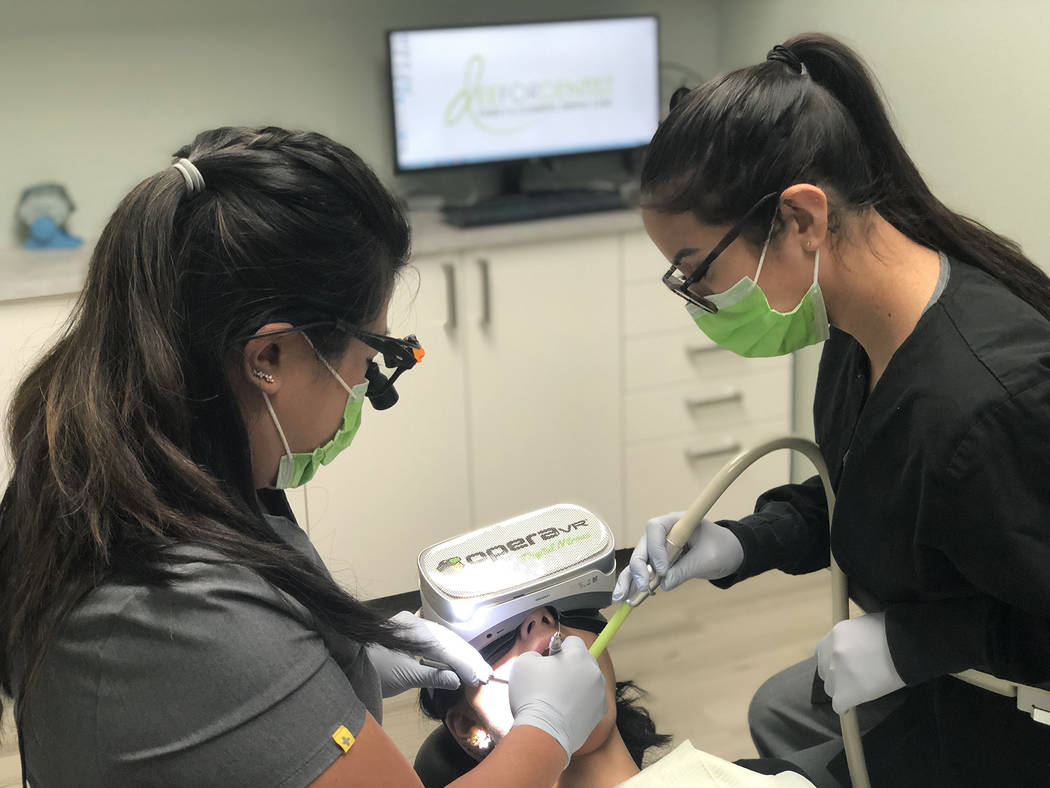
[419,657,509,684]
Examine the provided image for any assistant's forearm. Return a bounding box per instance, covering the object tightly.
[711,476,832,588]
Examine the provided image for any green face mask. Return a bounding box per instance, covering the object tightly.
[686,217,830,358]
[262,350,368,490]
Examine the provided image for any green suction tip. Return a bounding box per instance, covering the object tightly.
[589,602,634,659]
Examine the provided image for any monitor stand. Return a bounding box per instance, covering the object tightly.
[439,159,628,227]
[499,161,528,196]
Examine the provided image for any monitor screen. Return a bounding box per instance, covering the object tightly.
[388,16,660,172]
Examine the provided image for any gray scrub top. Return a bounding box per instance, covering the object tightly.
[19,513,383,787]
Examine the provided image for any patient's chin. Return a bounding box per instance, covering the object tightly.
[570,653,619,758]
[573,712,617,757]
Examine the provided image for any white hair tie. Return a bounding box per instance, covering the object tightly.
[171,157,205,196]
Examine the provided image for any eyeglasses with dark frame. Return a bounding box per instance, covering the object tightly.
[239,320,424,403]
[660,191,780,314]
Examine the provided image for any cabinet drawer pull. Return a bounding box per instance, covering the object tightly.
[685,441,742,462]
[478,258,491,326]
[686,344,722,356]
[442,263,457,330]
[685,391,743,409]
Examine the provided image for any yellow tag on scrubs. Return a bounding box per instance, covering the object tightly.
[332,725,355,753]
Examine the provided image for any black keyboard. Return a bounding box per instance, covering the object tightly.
[441,190,627,228]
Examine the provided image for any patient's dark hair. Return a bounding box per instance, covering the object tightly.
[419,679,672,768]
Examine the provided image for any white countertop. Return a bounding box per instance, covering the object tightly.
[408,208,643,256]
[0,242,93,303]
[0,209,645,304]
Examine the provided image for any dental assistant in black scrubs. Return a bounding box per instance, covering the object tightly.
[614,34,1050,787]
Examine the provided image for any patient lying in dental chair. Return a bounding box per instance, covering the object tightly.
[415,605,816,788]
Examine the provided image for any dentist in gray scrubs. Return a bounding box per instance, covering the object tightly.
[615,33,1050,787]
[1,126,607,787]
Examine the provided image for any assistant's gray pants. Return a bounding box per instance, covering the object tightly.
[749,656,909,787]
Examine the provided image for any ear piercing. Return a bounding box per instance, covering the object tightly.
[251,369,275,383]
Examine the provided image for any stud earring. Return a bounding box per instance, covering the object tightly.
[251,369,274,383]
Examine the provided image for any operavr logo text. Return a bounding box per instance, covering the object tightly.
[437,519,588,570]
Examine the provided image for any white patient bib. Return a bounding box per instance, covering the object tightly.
[615,741,816,788]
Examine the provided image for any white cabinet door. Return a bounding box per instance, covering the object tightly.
[297,255,472,599]
[460,236,623,535]
[625,418,793,529]
[0,295,77,485]
[620,227,794,540]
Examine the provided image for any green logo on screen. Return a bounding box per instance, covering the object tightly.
[444,55,614,135]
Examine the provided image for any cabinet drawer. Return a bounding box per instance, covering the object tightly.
[624,279,697,336]
[625,367,792,444]
[625,328,791,391]
[622,230,668,283]
[624,419,793,536]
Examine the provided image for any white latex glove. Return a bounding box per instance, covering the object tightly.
[816,612,906,714]
[509,635,608,767]
[612,511,745,601]
[365,611,493,698]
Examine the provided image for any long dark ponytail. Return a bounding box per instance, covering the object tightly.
[0,126,416,732]
[641,33,1050,320]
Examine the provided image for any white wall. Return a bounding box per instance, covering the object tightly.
[0,0,718,247]
[712,0,1050,452]
[4,0,1046,453]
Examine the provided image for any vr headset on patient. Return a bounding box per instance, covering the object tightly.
[418,503,616,650]
[417,504,617,756]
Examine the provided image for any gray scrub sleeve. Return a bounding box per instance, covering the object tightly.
[22,549,381,787]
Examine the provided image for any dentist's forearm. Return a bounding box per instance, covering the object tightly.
[448,725,565,788]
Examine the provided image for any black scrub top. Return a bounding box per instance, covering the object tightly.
[713,257,1050,786]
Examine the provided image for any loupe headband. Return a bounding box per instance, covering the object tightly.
[239,320,423,371]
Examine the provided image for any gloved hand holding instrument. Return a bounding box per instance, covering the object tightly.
[612,513,745,600]
[509,633,607,766]
[366,610,495,697]
[591,435,873,788]
[404,611,606,766]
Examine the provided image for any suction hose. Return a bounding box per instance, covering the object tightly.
[589,435,870,788]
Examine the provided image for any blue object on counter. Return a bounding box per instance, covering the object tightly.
[17,183,83,250]
[26,216,82,249]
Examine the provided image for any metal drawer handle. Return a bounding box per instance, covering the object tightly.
[685,390,743,409]
[442,262,457,330]
[686,344,722,356]
[478,258,491,326]
[685,441,742,462]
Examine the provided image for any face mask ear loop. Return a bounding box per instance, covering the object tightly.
[812,247,821,286]
[753,209,779,288]
[262,392,294,461]
[302,332,358,397]
[319,353,357,396]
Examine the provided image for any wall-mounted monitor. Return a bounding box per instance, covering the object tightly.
[388,16,660,173]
